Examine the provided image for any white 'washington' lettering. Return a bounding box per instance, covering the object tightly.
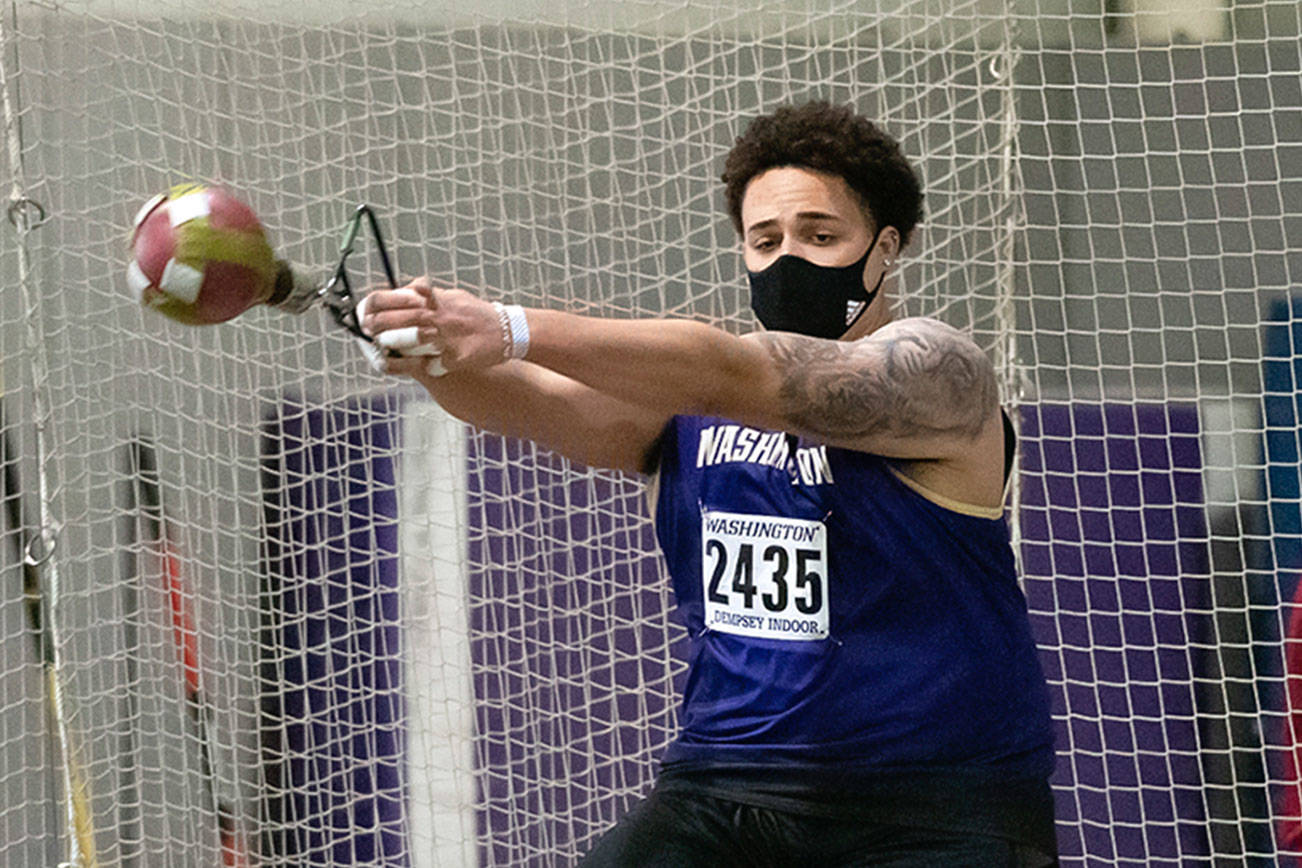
[694,425,830,484]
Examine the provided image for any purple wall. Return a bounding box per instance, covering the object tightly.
[1020,403,1213,865]
[260,396,408,866]
[466,435,681,866]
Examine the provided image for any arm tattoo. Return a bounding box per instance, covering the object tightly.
[756,319,997,443]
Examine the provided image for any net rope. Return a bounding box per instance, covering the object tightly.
[0,1,1298,865]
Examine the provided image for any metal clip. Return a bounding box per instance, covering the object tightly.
[24,523,59,568]
[320,204,398,341]
[6,197,46,232]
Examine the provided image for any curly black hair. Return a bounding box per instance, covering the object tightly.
[721,101,924,248]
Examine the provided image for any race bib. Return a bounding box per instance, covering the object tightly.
[701,510,829,641]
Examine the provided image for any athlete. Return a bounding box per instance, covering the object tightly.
[364,101,1057,866]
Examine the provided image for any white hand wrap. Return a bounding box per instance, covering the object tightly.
[355,293,444,374]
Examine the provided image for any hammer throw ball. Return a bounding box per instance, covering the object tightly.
[127,184,278,325]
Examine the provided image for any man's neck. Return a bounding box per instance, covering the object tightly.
[843,299,894,341]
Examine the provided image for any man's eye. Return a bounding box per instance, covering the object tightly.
[812,233,835,244]
[752,239,776,251]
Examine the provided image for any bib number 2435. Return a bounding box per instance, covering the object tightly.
[701,510,828,641]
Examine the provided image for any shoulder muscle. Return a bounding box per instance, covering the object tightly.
[748,317,998,460]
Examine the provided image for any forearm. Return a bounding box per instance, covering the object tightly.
[409,359,666,472]
[409,360,541,439]
[358,283,669,471]
[522,309,781,427]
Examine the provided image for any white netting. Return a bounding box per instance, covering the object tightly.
[0,0,1298,865]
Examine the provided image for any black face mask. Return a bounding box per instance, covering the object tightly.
[747,229,886,339]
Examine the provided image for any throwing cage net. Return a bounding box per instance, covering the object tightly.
[0,0,1298,865]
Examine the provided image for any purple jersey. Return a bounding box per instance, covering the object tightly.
[653,414,1053,779]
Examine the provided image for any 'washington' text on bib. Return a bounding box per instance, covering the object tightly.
[701,510,829,641]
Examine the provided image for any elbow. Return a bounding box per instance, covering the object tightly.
[694,328,777,423]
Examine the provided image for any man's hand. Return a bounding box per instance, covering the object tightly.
[362,277,506,377]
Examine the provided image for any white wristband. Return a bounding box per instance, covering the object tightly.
[493,302,530,360]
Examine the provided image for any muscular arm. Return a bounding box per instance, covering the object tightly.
[524,310,998,462]
[369,283,1000,480]
[749,319,999,455]
[404,361,669,474]
[363,285,668,473]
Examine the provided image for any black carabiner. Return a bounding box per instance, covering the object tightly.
[321,204,398,341]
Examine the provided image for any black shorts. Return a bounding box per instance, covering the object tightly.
[578,769,1058,868]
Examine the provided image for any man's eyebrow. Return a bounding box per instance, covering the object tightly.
[744,211,846,234]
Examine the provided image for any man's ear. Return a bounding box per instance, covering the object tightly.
[879,225,902,263]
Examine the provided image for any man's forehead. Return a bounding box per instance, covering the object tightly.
[741,167,868,229]
[745,210,845,232]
